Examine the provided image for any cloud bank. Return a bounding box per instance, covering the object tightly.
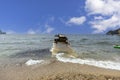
[27,29,39,34]
[44,24,54,33]
[85,0,120,33]
[66,16,86,25]
[6,30,16,34]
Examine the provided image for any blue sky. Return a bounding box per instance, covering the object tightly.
[0,0,120,34]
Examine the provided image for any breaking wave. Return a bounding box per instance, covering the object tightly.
[25,59,44,66]
[56,53,120,70]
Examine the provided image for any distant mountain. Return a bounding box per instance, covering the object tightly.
[0,30,6,34]
[106,28,120,35]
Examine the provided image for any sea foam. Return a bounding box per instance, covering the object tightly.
[25,59,44,66]
[56,53,120,70]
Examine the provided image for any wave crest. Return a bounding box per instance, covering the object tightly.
[56,53,120,70]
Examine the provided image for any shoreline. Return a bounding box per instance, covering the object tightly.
[0,60,120,80]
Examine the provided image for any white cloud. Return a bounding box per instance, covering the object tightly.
[66,16,86,25]
[85,0,120,33]
[27,29,38,34]
[85,0,120,16]
[44,24,54,33]
[91,15,120,33]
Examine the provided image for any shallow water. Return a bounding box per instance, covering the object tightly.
[0,34,120,70]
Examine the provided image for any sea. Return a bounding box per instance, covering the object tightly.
[0,34,120,70]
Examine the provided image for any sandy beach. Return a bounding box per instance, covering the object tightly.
[0,60,120,80]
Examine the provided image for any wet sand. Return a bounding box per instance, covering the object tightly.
[0,60,120,80]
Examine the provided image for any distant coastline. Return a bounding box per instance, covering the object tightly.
[0,30,6,34]
[106,28,120,35]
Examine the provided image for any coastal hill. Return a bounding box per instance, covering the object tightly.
[106,28,120,35]
[0,30,6,34]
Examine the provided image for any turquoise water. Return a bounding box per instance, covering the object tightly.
[0,34,120,60]
[0,34,120,69]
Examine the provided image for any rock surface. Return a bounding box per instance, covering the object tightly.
[0,30,6,34]
[106,28,120,35]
